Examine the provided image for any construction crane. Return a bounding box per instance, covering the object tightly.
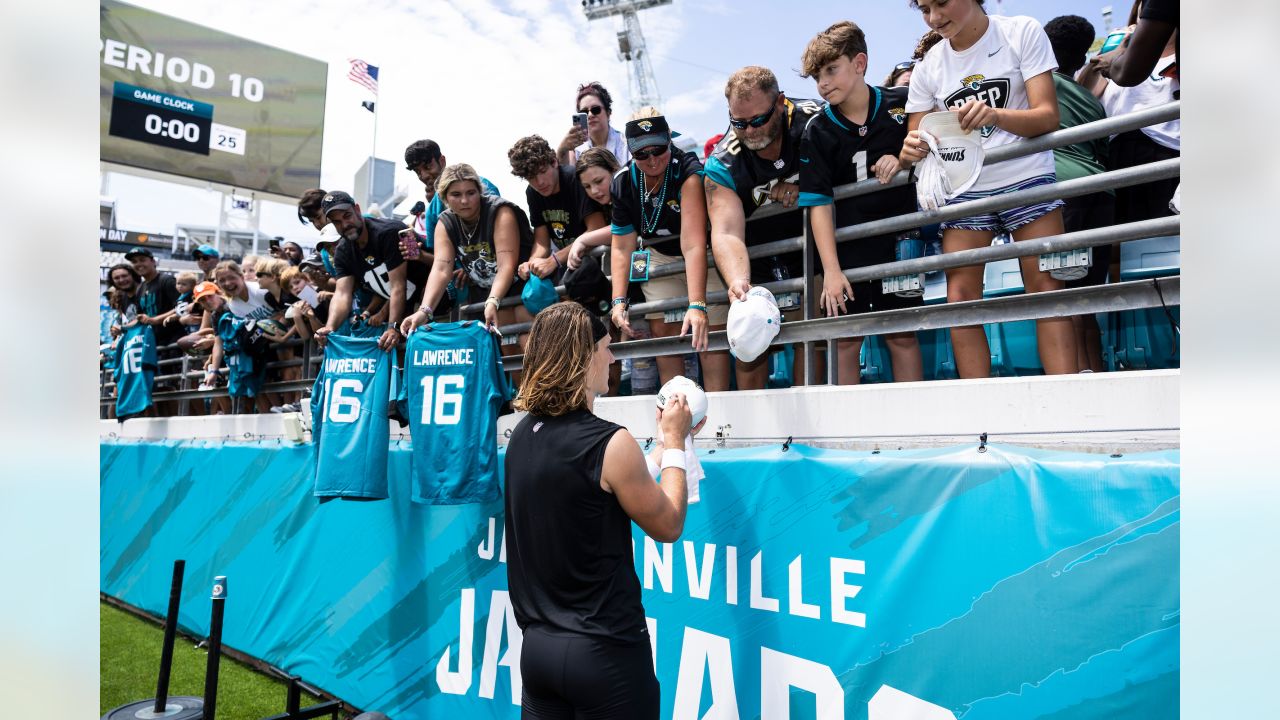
[580,0,672,112]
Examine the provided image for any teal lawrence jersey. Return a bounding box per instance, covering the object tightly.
[310,334,395,500]
[113,323,157,421]
[215,312,269,398]
[403,321,512,505]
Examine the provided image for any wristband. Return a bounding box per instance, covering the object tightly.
[660,448,686,472]
[687,301,707,313]
[611,297,629,308]
[485,297,501,307]
[419,305,433,317]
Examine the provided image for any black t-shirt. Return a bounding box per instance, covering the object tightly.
[332,216,429,302]
[439,195,534,289]
[799,85,916,265]
[705,97,823,220]
[610,145,703,256]
[1140,0,1177,24]
[504,409,649,643]
[526,165,599,247]
[137,273,180,343]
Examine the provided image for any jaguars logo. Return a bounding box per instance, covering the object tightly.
[962,74,986,91]
[889,107,906,125]
[551,221,566,240]
[666,199,681,213]
[323,194,334,203]
[945,75,1011,138]
[638,120,654,132]
[364,255,375,265]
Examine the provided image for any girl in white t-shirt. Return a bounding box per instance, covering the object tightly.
[899,0,1077,378]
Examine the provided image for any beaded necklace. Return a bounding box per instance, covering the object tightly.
[638,161,671,238]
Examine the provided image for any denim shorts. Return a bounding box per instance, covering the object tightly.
[941,174,1064,234]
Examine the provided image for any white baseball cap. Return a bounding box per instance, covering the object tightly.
[315,222,342,247]
[727,286,781,363]
[919,111,984,198]
[656,375,708,428]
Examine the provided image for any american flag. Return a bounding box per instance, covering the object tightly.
[347,58,379,95]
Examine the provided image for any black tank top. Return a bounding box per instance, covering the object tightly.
[504,409,650,644]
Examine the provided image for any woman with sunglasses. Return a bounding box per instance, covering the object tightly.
[885,60,915,88]
[609,113,731,392]
[557,81,631,168]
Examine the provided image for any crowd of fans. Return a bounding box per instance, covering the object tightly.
[101,0,1179,416]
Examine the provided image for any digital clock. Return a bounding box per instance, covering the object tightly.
[108,81,212,155]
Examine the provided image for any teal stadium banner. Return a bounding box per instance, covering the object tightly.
[100,440,1179,719]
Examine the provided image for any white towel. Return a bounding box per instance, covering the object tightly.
[644,435,705,504]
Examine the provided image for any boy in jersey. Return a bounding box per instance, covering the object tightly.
[508,134,607,283]
[704,66,824,389]
[316,191,427,351]
[798,21,924,384]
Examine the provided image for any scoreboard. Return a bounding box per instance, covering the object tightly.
[100,1,327,198]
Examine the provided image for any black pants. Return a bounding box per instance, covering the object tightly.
[520,625,659,719]
[1062,190,1116,289]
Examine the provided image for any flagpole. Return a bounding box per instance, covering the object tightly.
[368,97,377,208]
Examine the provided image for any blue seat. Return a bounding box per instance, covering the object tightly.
[1120,235,1180,280]
[858,335,894,384]
[979,258,1044,376]
[766,345,794,389]
[1114,306,1180,370]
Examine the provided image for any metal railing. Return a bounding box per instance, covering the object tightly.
[101,102,1181,410]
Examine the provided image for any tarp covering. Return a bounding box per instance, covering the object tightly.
[101,440,1179,719]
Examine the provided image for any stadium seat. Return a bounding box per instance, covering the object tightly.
[766,346,794,389]
[1119,235,1180,280]
[1114,306,1180,370]
[858,335,894,384]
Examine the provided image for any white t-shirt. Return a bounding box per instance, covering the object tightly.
[906,14,1058,192]
[574,125,631,166]
[1099,55,1179,151]
[226,282,273,320]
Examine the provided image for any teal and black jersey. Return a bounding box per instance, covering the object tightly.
[403,321,511,505]
[310,334,395,500]
[704,97,823,220]
[799,85,915,220]
[610,145,703,257]
[113,323,157,421]
[215,312,269,398]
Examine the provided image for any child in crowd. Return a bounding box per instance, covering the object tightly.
[799,20,925,385]
[899,0,1078,377]
[165,271,205,338]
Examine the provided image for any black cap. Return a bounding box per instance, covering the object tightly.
[562,258,612,315]
[320,191,357,218]
[124,247,154,260]
[299,253,326,272]
[625,115,671,153]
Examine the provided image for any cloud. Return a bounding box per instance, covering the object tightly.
[661,76,729,122]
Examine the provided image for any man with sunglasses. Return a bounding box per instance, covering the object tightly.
[704,66,823,389]
[558,81,631,167]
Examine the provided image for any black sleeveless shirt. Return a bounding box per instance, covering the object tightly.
[504,409,649,644]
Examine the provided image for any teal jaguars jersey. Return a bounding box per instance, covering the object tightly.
[403,321,512,504]
[113,323,157,421]
[215,312,268,398]
[310,334,395,500]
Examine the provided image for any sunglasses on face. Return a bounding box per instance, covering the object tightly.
[728,103,777,130]
[631,146,668,161]
[579,105,605,115]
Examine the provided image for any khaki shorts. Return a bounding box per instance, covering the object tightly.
[640,246,730,325]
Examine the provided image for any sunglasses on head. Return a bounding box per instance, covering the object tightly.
[579,104,605,115]
[728,103,777,130]
[631,145,668,161]
[894,60,916,71]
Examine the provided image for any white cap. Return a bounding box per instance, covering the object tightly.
[656,375,708,428]
[919,111,984,198]
[727,286,781,362]
[316,223,342,247]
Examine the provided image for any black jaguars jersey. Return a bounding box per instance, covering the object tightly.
[610,145,703,256]
[526,165,599,247]
[704,97,823,219]
[798,84,916,224]
[333,216,429,302]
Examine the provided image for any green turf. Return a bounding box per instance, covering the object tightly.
[100,601,331,719]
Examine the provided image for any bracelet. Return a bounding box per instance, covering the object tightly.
[611,297,629,308]
[660,448,686,472]
[552,253,562,268]
[419,305,433,317]
[485,297,501,307]
[687,301,707,313]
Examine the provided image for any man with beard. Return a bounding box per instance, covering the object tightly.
[316,191,428,351]
[704,66,823,389]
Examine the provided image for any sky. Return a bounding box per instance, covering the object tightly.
[103,0,1123,251]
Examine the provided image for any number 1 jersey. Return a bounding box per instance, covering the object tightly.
[403,321,511,505]
[310,334,395,500]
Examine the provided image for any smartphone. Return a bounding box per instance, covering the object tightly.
[268,238,281,255]
[399,227,421,260]
[572,112,589,132]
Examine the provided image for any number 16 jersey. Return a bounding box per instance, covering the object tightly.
[311,334,394,500]
[403,321,512,505]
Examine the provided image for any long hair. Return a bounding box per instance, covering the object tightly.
[513,302,597,416]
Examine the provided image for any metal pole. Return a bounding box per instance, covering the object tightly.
[368,97,379,207]
[202,576,227,720]
[801,209,818,386]
[153,559,186,713]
